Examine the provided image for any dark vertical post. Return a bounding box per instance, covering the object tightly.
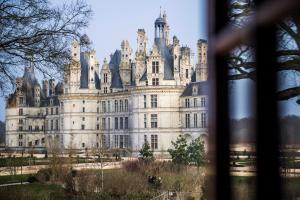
[254,0,281,200]
[208,0,230,200]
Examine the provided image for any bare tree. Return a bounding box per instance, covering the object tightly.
[228,1,300,103]
[0,0,92,94]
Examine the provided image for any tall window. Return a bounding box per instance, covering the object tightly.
[50,120,53,130]
[125,117,128,129]
[56,119,59,130]
[114,135,119,148]
[104,73,108,83]
[201,112,207,128]
[201,97,206,107]
[144,95,147,108]
[114,100,118,112]
[102,101,106,113]
[19,97,24,105]
[120,100,123,112]
[83,107,85,112]
[81,124,85,130]
[120,117,123,129]
[120,135,124,148]
[102,118,106,130]
[151,135,158,149]
[104,87,108,93]
[152,78,159,86]
[51,108,53,115]
[144,114,147,128]
[186,69,189,79]
[46,108,48,115]
[107,101,111,112]
[194,98,197,107]
[108,117,110,130]
[151,114,158,128]
[185,113,190,128]
[56,107,59,115]
[194,113,198,128]
[19,108,23,115]
[125,99,128,111]
[115,117,118,129]
[151,95,157,108]
[185,99,190,108]
[152,61,159,73]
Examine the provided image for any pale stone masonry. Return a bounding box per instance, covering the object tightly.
[5,12,208,154]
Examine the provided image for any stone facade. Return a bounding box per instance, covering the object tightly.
[5,12,208,154]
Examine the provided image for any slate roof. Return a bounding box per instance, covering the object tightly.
[181,81,208,97]
[155,38,174,80]
[109,50,123,89]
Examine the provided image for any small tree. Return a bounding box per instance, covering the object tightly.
[187,137,206,166]
[139,142,154,162]
[168,135,189,165]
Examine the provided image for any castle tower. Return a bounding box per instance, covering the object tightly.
[71,40,80,62]
[196,39,208,82]
[88,50,97,90]
[42,80,49,97]
[154,10,169,45]
[120,40,132,87]
[135,29,148,82]
[162,11,170,45]
[34,84,40,107]
[179,47,193,85]
[16,78,25,106]
[49,79,56,96]
[173,36,180,83]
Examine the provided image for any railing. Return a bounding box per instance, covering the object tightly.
[208,0,300,200]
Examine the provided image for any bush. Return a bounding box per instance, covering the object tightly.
[35,168,52,183]
[27,175,38,183]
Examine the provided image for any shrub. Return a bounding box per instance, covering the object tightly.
[35,168,52,183]
[27,175,38,183]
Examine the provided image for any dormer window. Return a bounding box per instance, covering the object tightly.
[192,86,198,95]
[50,99,53,106]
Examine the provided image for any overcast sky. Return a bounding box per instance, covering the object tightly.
[0,0,299,121]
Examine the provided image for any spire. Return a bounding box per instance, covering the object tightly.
[160,6,162,17]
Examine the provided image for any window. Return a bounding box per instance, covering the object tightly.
[144,114,147,128]
[104,87,108,93]
[201,112,207,128]
[120,100,123,112]
[152,78,159,86]
[151,95,157,108]
[35,125,39,131]
[146,80,148,86]
[51,108,53,115]
[108,118,111,130]
[83,107,85,112]
[102,118,106,130]
[194,113,198,128]
[201,97,206,107]
[56,107,58,114]
[125,135,129,148]
[152,61,159,73]
[185,99,190,108]
[151,135,158,149]
[19,108,23,116]
[46,108,48,115]
[185,113,190,128]
[81,124,85,130]
[144,95,147,108]
[97,107,99,113]
[151,114,158,128]
[144,135,147,144]
[120,117,123,129]
[55,119,58,130]
[50,120,53,130]
[102,101,106,112]
[82,117,85,121]
[104,73,108,83]
[83,100,85,104]
[35,140,39,145]
[19,126,23,131]
[18,141,23,146]
[41,138,45,143]
[125,99,128,111]
[125,117,128,129]
[114,135,119,148]
[18,134,23,139]
[194,98,197,107]
[108,101,111,112]
[19,119,23,124]
[114,100,118,112]
[82,143,85,148]
[186,69,189,79]
[115,117,118,129]
[120,135,124,148]
[97,124,99,130]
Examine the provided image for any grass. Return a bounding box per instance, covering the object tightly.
[0,183,67,200]
[0,174,32,185]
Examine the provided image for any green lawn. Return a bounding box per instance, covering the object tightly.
[0,174,31,185]
[0,183,67,200]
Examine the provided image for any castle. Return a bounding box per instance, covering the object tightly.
[5,12,208,154]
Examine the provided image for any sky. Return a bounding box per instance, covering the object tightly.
[0,0,299,121]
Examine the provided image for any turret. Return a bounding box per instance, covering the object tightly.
[71,40,80,62]
[136,29,147,56]
[42,79,49,97]
[49,79,56,96]
[120,40,132,87]
[34,84,41,107]
[196,39,208,82]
